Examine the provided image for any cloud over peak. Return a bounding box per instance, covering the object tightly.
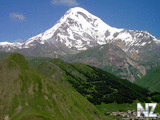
[52,0,78,6]
[9,13,25,21]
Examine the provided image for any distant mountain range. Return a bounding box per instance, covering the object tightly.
[0,7,160,81]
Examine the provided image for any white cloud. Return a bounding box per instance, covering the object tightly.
[9,13,25,21]
[51,0,78,6]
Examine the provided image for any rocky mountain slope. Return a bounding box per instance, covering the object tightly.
[64,44,147,82]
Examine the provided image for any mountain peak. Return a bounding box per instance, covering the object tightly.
[68,7,89,13]
[23,7,122,51]
[65,7,112,29]
[66,7,98,18]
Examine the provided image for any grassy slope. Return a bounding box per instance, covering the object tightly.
[35,58,160,119]
[27,56,160,119]
[0,53,105,120]
[26,57,52,68]
[35,58,150,106]
[135,65,160,92]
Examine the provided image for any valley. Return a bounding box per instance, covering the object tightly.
[0,6,160,120]
[0,53,160,119]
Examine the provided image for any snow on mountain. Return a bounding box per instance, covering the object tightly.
[22,7,159,52]
[0,42,22,46]
[0,42,22,52]
[1,42,22,48]
[23,7,124,50]
[0,7,159,55]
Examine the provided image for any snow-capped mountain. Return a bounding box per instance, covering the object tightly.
[22,7,124,51]
[0,42,22,52]
[0,7,160,58]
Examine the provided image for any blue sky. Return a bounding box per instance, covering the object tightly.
[0,0,160,43]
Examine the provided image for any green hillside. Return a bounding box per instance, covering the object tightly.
[0,53,104,120]
[135,65,160,92]
[0,52,11,59]
[26,56,52,68]
[36,58,150,105]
